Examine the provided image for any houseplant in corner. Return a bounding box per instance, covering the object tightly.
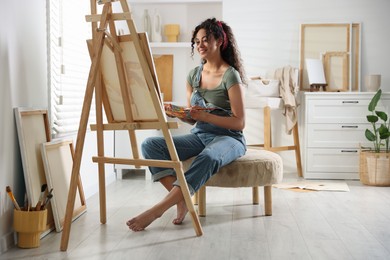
[360,89,390,186]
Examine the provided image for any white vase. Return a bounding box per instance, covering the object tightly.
[143,9,152,40]
[365,74,381,92]
[151,9,162,42]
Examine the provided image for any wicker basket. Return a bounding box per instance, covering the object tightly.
[359,150,390,186]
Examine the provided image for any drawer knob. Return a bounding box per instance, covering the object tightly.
[342,101,359,104]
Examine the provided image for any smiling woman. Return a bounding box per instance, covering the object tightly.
[127,17,248,232]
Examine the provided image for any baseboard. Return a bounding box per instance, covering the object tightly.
[0,232,15,255]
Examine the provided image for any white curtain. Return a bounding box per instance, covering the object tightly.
[47,0,95,136]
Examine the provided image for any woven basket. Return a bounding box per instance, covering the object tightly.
[359,150,390,186]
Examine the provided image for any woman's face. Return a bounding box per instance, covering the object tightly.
[194,28,220,60]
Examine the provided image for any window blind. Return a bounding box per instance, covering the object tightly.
[48,0,95,136]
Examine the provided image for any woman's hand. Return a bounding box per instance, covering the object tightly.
[188,106,207,121]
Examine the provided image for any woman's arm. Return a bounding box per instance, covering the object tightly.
[189,83,245,131]
[186,83,193,107]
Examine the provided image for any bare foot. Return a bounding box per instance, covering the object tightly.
[172,200,188,225]
[126,209,161,231]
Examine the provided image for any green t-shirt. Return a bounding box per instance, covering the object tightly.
[187,65,242,110]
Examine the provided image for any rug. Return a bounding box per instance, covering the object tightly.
[273,181,350,192]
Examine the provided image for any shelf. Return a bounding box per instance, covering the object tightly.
[150,42,191,48]
[129,0,222,4]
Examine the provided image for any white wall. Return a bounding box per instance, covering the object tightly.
[223,0,390,173]
[224,0,390,90]
[0,0,114,253]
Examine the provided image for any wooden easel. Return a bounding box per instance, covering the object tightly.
[60,0,203,251]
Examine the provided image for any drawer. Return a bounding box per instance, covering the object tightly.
[306,148,359,173]
[307,123,372,148]
[307,99,369,124]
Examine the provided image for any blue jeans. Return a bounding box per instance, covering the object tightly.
[141,132,246,195]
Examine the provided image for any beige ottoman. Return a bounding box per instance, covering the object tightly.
[182,149,283,216]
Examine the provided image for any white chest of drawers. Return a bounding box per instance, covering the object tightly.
[299,92,390,179]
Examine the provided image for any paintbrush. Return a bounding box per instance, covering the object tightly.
[35,184,47,211]
[6,186,21,210]
[24,192,28,211]
[41,188,54,210]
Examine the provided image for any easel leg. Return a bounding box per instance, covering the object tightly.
[173,166,203,236]
[95,72,106,224]
[60,3,111,251]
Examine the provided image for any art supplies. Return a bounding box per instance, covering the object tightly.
[41,188,53,210]
[35,184,47,211]
[6,186,21,210]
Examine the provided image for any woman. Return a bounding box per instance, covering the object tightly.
[127,18,247,231]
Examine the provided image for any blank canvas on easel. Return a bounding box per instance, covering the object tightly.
[99,35,160,122]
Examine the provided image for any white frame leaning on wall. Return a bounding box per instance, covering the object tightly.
[14,108,55,236]
[41,138,87,232]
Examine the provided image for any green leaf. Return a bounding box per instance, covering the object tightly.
[380,132,390,140]
[376,111,388,122]
[378,124,388,133]
[368,89,382,112]
[365,129,376,141]
[367,115,378,123]
[378,124,390,140]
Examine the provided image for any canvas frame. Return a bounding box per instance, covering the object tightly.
[14,107,55,235]
[300,23,361,92]
[41,139,87,232]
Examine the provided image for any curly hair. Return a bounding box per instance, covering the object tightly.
[190,18,247,85]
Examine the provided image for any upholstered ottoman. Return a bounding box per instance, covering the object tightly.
[182,149,283,217]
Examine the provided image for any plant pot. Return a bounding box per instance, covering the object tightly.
[359,150,390,186]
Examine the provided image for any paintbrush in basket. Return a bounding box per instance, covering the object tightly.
[35,184,47,211]
[41,188,54,210]
[6,186,21,210]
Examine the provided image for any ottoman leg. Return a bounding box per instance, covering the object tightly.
[252,187,259,204]
[198,186,206,217]
[264,186,272,216]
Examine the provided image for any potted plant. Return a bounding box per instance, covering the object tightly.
[360,89,390,186]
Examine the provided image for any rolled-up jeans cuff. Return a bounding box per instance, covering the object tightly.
[151,169,176,182]
[173,180,195,196]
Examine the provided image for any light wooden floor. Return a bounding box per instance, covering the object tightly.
[1,171,390,260]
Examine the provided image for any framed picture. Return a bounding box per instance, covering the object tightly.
[41,139,87,232]
[14,107,55,235]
